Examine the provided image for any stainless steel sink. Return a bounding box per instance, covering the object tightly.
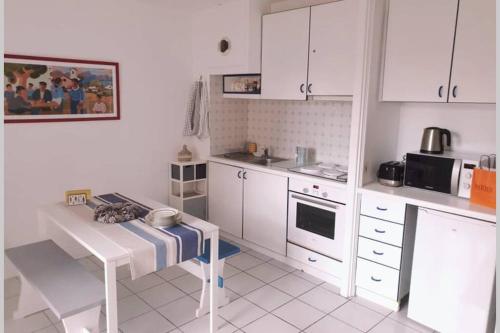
[218,152,287,166]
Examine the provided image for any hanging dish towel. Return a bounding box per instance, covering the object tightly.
[183,79,209,138]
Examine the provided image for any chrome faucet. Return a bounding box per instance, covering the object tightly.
[263,148,269,159]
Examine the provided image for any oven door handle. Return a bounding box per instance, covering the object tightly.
[290,194,340,210]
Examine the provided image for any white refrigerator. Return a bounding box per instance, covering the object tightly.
[408,208,496,333]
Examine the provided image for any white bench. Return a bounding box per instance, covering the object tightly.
[6,240,105,333]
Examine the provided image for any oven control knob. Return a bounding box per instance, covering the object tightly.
[322,192,328,198]
[303,188,309,194]
[464,183,471,189]
[465,172,472,179]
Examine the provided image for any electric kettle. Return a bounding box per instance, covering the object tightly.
[420,127,451,154]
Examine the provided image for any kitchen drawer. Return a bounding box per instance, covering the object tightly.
[356,257,399,300]
[358,237,402,269]
[359,215,404,247]
[361,194,406,224]
[287,242,342,277]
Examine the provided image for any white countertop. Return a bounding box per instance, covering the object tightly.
[208,156,349,190]
[359,182,496,223]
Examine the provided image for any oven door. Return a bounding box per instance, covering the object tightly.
[287,191,345,261]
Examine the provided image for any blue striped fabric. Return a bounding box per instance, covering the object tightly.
[88,193,205,275]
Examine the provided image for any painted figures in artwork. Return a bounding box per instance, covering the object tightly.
[4,61,115,117]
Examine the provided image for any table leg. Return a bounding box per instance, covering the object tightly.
[209,230,219,333]
[104,261,118,333]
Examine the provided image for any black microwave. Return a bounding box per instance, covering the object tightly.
[404,153,461,195]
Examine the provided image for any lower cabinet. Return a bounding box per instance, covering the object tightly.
[208,162,288,255]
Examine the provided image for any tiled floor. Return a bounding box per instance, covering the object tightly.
[4,239,436,333]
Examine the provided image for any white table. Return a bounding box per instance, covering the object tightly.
[38,195,219,333]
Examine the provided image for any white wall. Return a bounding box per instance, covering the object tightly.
[5,0,193,256]
[395,103,496,158]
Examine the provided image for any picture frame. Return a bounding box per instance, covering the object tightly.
[222,74,261,94]
[4,54,120,123]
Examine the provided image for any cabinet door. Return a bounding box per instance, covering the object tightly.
[381,0,458,102]
[261,7,310,100]
[208,162,243,238]
[308,0,358,96]
[243,170,288,255]
[449,0,495,103]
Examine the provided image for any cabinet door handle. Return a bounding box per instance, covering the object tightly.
[243,171,247,180]
[438,85,443,98]
[372,250,384,256]
[237,171,242,179]
[452,85,458,98]
[300,84,305,93]
[307,83,312,94]
[308,257,317,262]
[371,276,382,282]
[376,206,388,211]
[374,229,386,234]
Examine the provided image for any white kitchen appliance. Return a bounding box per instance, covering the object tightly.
[289,163,348,182]
[408,208,496,333]
[457,158,480,198]
[287,178,346,261]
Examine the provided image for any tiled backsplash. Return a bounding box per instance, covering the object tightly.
[209,76,352,165]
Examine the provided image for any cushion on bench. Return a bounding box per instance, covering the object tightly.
[196,239,240,264]
[5,240,105,320]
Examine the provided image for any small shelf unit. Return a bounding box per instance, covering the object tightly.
[169,160,207,220]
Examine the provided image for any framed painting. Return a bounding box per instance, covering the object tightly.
[4,54,120,123]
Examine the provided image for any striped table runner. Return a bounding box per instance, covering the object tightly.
[86,193,207,279]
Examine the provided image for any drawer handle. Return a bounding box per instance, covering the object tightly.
[371,276,382,282]
[376,206,388,211]
[308,257,317,263]
[372,250,384,256]
[374,228,386,234]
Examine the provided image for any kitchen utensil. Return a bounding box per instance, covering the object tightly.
[296,147,315,165]
[420,127,451,154]
[247,142,257,154]
[178,145,193,162]
[144,208,181,228]
[377,161,405,187]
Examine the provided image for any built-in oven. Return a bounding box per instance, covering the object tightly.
[287,179,346,261]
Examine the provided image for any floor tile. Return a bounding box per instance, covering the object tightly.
[223,264,241,279]
[388,303,434,333]
[156,265,189,281]
[331,301,384,332]
[103,294,152,324]
[267,259,296,273]
[369,317,421,333]
[350,296,393,316]
[116,265,132,280]
[43,309,59,324]
[157,295,199,327]
[246,249,272,262]
[137,282,185,308]
[180,314,237,333]
[190,288,239,304]
[5,277,20,299]
[246,263,288,283]
[273,299,324,330]
[225,272,265,296]
[121,273,165,293]
[169,273,202,294]
[320,282,341,294]
[119,310,175,333]
[117,281,134,300]
[299,285,349,313]
[305,315,362,333]
[270,274,315,297]
[4,295,19,319]
[242,314,299,333]
[77,257,103,272]
[226,253,264,271]
[219,298,267,328]
[34,325,59,333]
[244,285,293,312]
[5,312,52,333]
[292,270,324,285]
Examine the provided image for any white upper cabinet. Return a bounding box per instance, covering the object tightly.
[308,1,359,96]
[449,0,496,103]
[381,0,458,102]
[261,7,311,100]
[192,0,269,75]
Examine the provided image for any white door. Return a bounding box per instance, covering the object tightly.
[242,169,288,255]
[261,7,310,100]
[308,0,359,96]
[381,0,458,102]
[408,208,496,333]
[448,0,496,103]
[208,162,243,238]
